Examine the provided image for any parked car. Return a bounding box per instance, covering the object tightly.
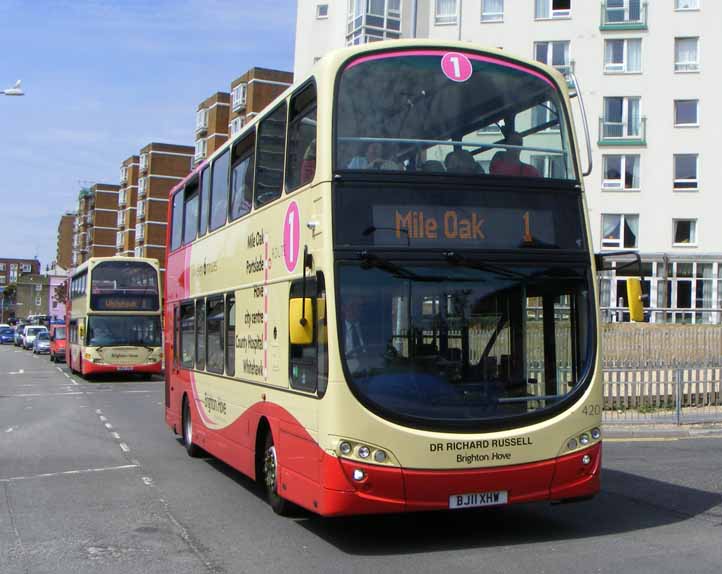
[14,324,25,346]
[0,327,15,344]
[33,331,51,354]
[22,325,48,350]
[49,324,67,362]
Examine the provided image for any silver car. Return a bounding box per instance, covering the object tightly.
[23,326,48,350]
[33,331,51,354]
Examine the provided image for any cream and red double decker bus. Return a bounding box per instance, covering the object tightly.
[165,40,608,516]
[67,257,163,378]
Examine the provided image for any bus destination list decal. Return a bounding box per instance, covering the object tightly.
[371,205,555,249]
[239,228,270,379]
[429,437,533,465]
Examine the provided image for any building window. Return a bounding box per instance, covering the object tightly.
[602,96,642,139]
[435,0,457,25]
[134,246,143,257]
[35,296,41,306]
[675,0,699,10]
[140,153,148,171]
[603,155,640,190]
[602,214,639,249]
[673,219,697,246]
[534,41,571,75]
[316,3,329,18]
[347,0,401,45]
[604,39,641,73]
[481,0,503,22]
[673,154,698,191]
[0,277,5,285]
[194,138,207,163]
[674,99,699,126]
[195,108,208,131]
[231,83,247,111]
[675,37,699,72]
[535,0,571,20]
[35,283,42,292]
[230,116,245,136]
[0,263,5,271]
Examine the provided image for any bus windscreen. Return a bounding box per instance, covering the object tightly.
[336,50,576,180]
[90,261,159,311]
[86,315,162,348]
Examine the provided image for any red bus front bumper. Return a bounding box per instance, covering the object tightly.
[83,361,163,376]
[298,443,601,516]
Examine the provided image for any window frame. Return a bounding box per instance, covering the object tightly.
[316,3,329,18]
[602,154,640,191]
[285,80,318,193]
[674,37,700,72]
[674,99,699,127]
[170,189,183,252]
[481,0,503,22]
[229,130,256,222]
[254,102,288,209]
[673,219,698,247]
[225,292,236,377]
[601,213,639,249]
[535,0,572,20]
[603,38,642,74]
[534,40,571,75]
[195,298,206,370]
[602,96,642,139]
[675,0,700,11]
[209,148,231,232]
[198,165,210,237]
[180,301,195,369]
[434,0,458,25]
[205,295,225,374]
[182,177,200,246]
[673,154,699,192]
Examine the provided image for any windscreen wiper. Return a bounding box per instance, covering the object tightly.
[443,251,526,279]
[359,252,444,282]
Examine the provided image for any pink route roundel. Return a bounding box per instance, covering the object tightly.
[441,52,473,83]
[283,201,301,272]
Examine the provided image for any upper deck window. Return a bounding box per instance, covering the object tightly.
[336,50,576,181]
[90,261,159,311]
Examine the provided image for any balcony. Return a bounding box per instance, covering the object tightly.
[138,177,147,198]
[600,1,648,31]
[118,190,127,207]
[117,211,125,227]
[140,153,148,172]
[137,200,145,220]
[598,116,647,146]
[120,166,128,184]
[135,223,145,242]
[195,109,208,135]
[194,140,207,164]
[116,232,124,249]
[232,83,247,112]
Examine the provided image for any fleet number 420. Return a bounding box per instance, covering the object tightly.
[582,404,601,416]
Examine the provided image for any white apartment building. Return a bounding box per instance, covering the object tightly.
[294,0,720,323]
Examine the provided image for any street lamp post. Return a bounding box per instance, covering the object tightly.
[2,80,24,96]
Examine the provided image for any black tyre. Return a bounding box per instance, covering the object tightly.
[262,432,290,515]
[182,397,202,458]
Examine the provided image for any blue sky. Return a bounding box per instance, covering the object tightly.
[0,0,296,268]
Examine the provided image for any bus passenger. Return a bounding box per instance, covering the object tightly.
[489,132,540,177]
[347,142,402,170]
[444,149,484,174]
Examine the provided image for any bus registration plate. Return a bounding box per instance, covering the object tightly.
[116,366,133,372]
[449,491,508,509]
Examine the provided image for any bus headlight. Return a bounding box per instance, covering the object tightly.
[567,438,578,450]
[374,450,387,463]
[339,441,352,455]
[579,433,590,446]
[591,428,601,440]
[357,446,370,459]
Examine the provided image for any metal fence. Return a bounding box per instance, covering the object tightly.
[602,324,722,424]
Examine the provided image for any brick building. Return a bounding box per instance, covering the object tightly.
[228,67,294,138]
[135,143,194,272]
[0,257,41,322]
[55,212,75,270]
[194,92,230,166]
[71,184,120,267]
[15,273,49,321]
[117,155,140,256]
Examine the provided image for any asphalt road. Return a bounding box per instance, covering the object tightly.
[1,343,721,574]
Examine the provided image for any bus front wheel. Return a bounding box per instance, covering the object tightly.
[182,397,201,458]
[262,432,290,515]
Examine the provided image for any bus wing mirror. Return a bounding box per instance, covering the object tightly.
[626,278,644,322]
[568,71,592,177]
[289,298,314,345]
[78,324,85,338]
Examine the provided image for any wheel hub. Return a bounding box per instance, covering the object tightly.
[264,445,277,491]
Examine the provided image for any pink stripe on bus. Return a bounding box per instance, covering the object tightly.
[345,49,555,89]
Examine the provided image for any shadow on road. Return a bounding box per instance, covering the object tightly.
[291,469,722,556]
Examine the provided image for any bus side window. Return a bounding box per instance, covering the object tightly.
[255,102,287,208]
[289,273,327,394]
[230,132,255,221]
[286,82,317,192]
[173,304,180,369]
[209,149,230,232]
[195,298,206,370]
[170,190,183,251]
[183,179,200,245]
[226,293,236,376]
[180,301,195,368]
[206,296,225,374]
[198,165,210,237]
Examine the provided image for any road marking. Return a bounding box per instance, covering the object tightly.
[95,409,103,414]
[99,415,108,422]
[119,442,129,453]
[104,423,113,430]
[8,369,25,375]
[56,367,63,373]
[141,476,154,487]
[1,392,84,398]
[0,464,138,483]
[606,434,722,443]
[5,427,17,433]
[111,432,120,440]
